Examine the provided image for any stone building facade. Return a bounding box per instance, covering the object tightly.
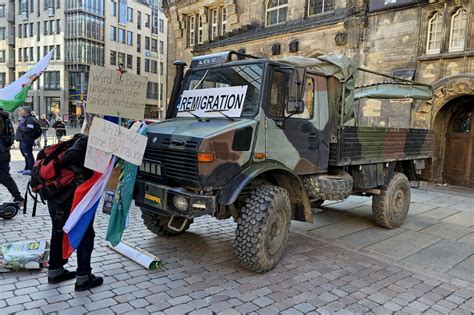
[164,0,474,187]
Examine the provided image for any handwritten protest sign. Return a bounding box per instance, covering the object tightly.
[84,145,112,173]
[86,65,147,120]
[88,117,147,166]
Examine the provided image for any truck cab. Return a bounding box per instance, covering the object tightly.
[134,51,434,272]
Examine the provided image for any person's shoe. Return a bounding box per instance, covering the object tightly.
[75,274,103,291]
[48,270,77,284]
[14,198,25,208]
[22,170,31,176]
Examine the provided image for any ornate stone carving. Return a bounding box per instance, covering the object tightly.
[335,32,348,46]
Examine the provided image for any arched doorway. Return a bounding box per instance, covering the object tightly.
[443,106,474,187]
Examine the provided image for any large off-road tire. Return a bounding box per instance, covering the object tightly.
[141,209,192,236]
[372,173,411,229]
[303,172,353,201]
[234,185,291,273]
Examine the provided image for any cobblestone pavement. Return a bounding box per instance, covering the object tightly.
[1,150,473,314]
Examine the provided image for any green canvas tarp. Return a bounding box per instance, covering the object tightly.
[354,83,432,100]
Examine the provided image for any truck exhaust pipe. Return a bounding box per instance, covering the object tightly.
[166,61,187,119]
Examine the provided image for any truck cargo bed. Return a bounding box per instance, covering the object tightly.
[329,126,434,166]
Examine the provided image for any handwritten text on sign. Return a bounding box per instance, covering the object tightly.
[176,86,248,118]
[88,118,147,166]
[87,65,147,120]
[84,145,112,173]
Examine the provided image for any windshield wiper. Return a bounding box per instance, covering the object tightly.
[204,109,235,122]
[180,109,201,120]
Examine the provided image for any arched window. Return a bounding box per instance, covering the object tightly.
[266,0,288,26]
[427,12,443,54]
[449,8,468,52]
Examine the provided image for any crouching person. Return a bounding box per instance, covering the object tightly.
[45,134,103,291]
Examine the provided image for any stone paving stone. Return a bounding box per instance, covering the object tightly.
[400,239,474,273]
[458,233,474,245]
[306,211,354,229]
[420,222,474,240]
[337,226,407,249]
[401,215,440,231]
[442,212,474,227]
[419,207,462,220]
[408,202,439,216]
[308,218,374,239]
[447,255,474,283]
[365,230,440,260]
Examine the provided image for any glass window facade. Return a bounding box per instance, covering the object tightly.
[65,40,104,65]
[118,0,127,24]
[44,71,60,90]
[66,13,105,42]
[66,0,104,15]
[147,82,158,99]
[110,50,116,65]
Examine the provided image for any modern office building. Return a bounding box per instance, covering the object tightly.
[0,0,168,119]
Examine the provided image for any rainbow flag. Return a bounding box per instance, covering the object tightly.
[62,160,114,259]
[0,50,54,112]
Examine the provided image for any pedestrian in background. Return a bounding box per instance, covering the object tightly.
[49,111,56,125]
[46,134,103,291]
[15,106,39,175]
[39,114,50,148]
[0,108,25,207]
[52,117,66,142]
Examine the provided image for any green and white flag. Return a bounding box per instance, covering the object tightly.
[0,50,54,112]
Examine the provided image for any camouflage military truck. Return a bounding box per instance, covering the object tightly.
[134,51,434,272]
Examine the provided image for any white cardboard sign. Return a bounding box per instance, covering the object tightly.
[176,86,248,118]
[88,117,148,166]
[84,145,112,173]
[86,65,147,120]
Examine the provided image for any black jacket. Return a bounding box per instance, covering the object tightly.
[15,114,37,141]
[56,134,94,201]
[52,121,66,137]
[0,109,10,151]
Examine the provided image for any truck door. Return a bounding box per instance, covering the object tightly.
[265,68,329,174]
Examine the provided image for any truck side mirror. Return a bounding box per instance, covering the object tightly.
[286,69,305,114]
[287,100,305,114]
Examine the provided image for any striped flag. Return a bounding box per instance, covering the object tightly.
[62,160,114,259]
[0,50,54,112]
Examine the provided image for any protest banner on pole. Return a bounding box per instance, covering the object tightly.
[86,65,147,120]
[84,145,112,173]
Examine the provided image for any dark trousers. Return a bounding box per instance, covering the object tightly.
[0,150,22,200]
[19,139,34,170]
[48,198,95,276]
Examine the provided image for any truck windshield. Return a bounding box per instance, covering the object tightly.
[181,64,264,117]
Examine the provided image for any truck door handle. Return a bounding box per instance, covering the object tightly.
[309,133,317,140]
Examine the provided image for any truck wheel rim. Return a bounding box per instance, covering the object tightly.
[393,187,407,216]
[266,208,287,256]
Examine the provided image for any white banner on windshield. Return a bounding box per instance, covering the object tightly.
[176,86,248,118]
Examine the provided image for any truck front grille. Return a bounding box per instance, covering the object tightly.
[143,146,199,186]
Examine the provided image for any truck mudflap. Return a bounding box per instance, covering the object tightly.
[134,180,216,219]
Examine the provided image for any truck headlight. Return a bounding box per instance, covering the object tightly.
[173,195,188,211]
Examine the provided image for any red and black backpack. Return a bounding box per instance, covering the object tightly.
[25,135,82,216]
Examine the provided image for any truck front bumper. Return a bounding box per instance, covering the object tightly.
[134,180,216,219]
